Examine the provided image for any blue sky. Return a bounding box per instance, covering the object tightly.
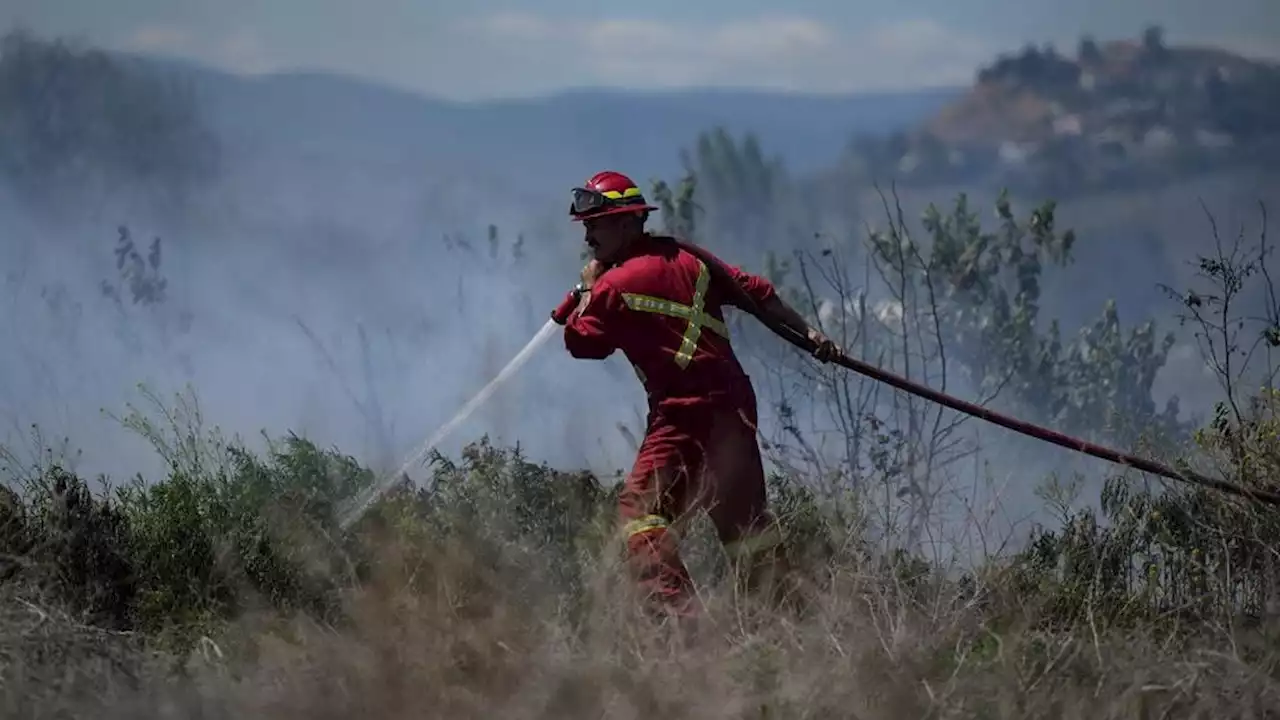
[4,1,1277,100]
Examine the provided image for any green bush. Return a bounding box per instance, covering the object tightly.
[0,384,393,654]
[1,466,135,630]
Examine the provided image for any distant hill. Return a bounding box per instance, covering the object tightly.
[0,27,961,242]
[163,57,960,193]
[76,51,952,232]
[839,27,1280,197]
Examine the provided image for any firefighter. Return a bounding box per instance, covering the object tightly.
[550,170,839,618]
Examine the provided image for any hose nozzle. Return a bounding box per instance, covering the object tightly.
[550,289,579,325]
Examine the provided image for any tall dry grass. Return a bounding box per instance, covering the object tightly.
[2,402,1279,719]
[5,530,1278,719]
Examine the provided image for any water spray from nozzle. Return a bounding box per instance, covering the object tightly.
[338,317,561,530]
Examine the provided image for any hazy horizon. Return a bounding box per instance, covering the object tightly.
[5,1,1277,101]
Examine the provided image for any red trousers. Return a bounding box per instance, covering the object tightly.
[617,383,782,615]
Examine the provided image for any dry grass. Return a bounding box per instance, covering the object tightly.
[4,385,1279,718]
[4,520,1279,720]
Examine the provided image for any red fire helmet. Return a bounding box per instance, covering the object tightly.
[568,170,659,222]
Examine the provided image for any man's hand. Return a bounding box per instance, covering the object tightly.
[757,296,843,363]
[807,327,841,363]
[580,259,607,289]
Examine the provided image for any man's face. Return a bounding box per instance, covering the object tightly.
[583,211,635,263]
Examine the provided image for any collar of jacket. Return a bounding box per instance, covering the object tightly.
[608,232,677,268]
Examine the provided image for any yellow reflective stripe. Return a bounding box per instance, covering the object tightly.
[619,261,729,370]
[620,294,730,338]
[673,260,713,368]
[623,514,668,537]
[601,187,642,200]
[723,524,784,559]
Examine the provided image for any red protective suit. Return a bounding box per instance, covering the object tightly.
[555,233,784,615]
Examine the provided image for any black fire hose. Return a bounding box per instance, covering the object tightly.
[666,238,1280,508]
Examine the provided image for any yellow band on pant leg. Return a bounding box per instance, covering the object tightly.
[623,514,669,538]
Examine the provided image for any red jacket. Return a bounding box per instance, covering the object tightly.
[557,234,777,408]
